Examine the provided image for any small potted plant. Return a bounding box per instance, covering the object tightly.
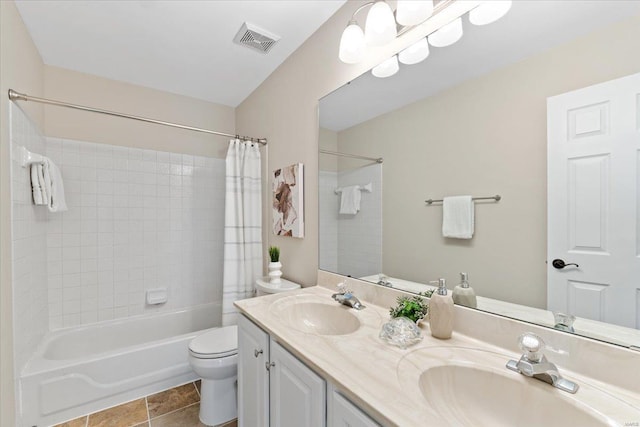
[268,246,282,284]
[389,291,433,324]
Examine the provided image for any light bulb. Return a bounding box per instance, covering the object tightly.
[339,21,366,64]
[469,0,512,26]
[398,37,429,65]
[371,55,399,78]
[428,17,463,47]
[396,0,434,26]
[364,1,397,46]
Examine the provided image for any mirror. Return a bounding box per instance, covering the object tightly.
[318,1,640,348]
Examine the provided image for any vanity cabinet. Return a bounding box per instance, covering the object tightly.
[238,314,326,427]
[327,384,379,427]
[238,314,270,427]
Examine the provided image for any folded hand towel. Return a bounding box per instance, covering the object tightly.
[42,159,68,212]
[339,185,361,214]
[30,164,45,205]
[442,195,474,239]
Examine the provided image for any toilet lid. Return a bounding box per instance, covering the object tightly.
[189,325,237,359]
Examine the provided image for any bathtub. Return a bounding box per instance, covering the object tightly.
[19,303,221,427]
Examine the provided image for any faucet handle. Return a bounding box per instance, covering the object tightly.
[518,333,545,362]
[336,281,349,294]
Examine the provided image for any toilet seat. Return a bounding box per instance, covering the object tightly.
[189,325,237,359]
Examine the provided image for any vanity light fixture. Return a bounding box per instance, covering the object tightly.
[396,0,434,26]
[398,37,430,65]
[371,55,400,78]
[364,1,397,46]
[469,0,513,26]
[339,1,512,78]
[427,17,463,47]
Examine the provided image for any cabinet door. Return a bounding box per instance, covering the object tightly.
[238,315,270,427]
[328,384,379,427]
[269,339,326,427]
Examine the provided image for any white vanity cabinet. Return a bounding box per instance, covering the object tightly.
[238,314,327,427]
[238,314,270,427]
[327,384,379,427]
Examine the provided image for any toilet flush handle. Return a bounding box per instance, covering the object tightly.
[254,349,263,358]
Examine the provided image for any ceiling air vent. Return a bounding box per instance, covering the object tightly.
[233,22,280,54]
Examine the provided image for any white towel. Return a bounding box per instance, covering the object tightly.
[30,164,45,205]
[442,196,474,239]
[339,185,361,214]
[41,159,68,212]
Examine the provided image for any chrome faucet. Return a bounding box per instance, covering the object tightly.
[331,282,365,310]
[377,274,392,287]
[506,333,579,394]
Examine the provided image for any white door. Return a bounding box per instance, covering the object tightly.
[238,315,270,427]
[269,339,326,427]
[548,72,640,329]
[327,384,379,427]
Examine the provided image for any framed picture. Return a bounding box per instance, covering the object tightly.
[272,163,304,238]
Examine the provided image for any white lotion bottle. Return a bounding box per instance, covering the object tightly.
[452,272,477,308]
[429,278,454,339]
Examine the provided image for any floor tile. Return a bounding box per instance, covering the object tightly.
[54,416,87,427]
[218,420,237,427]
[195,380,201,395]
[149,403,205,427]
[147,383,200,419]
[87,398,148,427]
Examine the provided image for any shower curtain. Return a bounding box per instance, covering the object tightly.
[222,139,263,325]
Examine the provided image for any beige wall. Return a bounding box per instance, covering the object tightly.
[333,15,640,308]
[0,2,45,425]
[44,66,235,159]
[236,1,480,286]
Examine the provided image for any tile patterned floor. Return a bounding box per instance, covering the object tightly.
[53,381,237,427]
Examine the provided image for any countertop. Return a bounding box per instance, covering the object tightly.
[235,285,640,427]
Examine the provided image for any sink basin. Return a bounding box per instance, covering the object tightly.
[270,296,362,335]
[397,347,627,427]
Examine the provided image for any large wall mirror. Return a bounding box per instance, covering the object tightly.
[318,0,640,348]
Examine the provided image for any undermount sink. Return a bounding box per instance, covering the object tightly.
[269,296,361,335]
[397,347,627,427]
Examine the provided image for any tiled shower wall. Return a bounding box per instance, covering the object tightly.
[337,164,382,278]
[318,164,382,279]
[44,138,225,329]
[10,104,49,370]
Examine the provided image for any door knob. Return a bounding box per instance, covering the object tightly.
[552,259,579,269]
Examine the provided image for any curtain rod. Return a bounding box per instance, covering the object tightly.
[319,149,383,164]
[8,89,267,145]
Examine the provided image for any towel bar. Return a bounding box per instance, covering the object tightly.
[18,146,46,168]
[335,183,373,194]
[425,195,501,205]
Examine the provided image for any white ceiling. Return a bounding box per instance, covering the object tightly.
[15,0,346,107]
[320,1,640,131]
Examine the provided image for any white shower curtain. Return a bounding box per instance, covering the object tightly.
[222,139,263,326]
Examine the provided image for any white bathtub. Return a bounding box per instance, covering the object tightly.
[19,303,221,427]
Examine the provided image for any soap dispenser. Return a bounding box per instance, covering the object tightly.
[429,278,454,339]
[452,272,477,308]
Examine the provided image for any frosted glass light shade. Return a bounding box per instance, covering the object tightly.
[398,38,429,65]
[339,22,366,64]
[396,0,434,26]
[469,1,512,26]
[372,55,399,78]
[364,1,397,46]
[428,17,463,47]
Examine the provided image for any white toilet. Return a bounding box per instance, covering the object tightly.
[188,277,300,426]
[188,326,238,426]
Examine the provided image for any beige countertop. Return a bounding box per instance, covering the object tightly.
[235,285,640,427]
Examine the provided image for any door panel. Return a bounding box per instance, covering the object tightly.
[548,72,640,329]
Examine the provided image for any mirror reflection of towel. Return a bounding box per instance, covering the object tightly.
[442,196,474,239]
[339,185,361,214]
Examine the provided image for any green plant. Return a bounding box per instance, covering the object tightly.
[389,291,433,323]
[268,246,280,263]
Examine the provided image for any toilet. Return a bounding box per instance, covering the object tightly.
[188,277,300,426]
[188,326,238,426]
